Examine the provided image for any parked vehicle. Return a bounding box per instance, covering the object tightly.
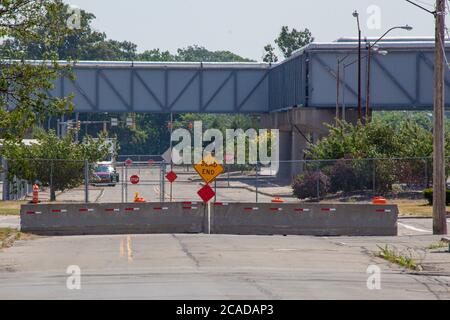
[91,162,120,186]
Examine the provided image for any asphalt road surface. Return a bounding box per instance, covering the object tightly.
[0,217,449,300]
[57,166,295,204]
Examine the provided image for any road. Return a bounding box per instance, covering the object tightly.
[55,166,295,204]
[0,216,449,300]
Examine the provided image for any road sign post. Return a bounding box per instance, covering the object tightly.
[165,170,177,202]
[195,155,223,204]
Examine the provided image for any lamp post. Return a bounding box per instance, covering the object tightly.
[365,25,413,122]
[336,54,351,123]
[352,10,362,121]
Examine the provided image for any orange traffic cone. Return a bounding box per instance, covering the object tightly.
[372,196,387,204]
[134,192,146,203]
[32,184,39,204]
[272,197,285,203]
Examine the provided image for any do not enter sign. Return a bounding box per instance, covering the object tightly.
[130,175,140,185]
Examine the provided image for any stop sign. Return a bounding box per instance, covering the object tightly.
[125,158,133,166]
[130,175,140,185]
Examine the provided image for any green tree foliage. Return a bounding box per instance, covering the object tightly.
[0,0,73,140]
[1,129,110,201]
[262,44,278,63]
[176,45,253,62]
[307,119,435,160]
[1,1,137,61]
[298,117,446,195]
[137,49,175,62]
[275,26,313,58]
[264,26,313,60]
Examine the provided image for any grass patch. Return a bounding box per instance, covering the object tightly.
[394,199,450,217]
[375,245,418,270]
[0,228,15,241]
[0,201,24,216]
[427,241,449,250]
[0,227,21,248]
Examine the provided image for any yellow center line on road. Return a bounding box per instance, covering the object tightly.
[127,235,133,263]
[119,239,125,258]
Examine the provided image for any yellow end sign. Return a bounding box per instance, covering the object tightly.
[194,155,224,184]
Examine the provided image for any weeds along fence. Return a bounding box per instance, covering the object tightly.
[0,156,448,203]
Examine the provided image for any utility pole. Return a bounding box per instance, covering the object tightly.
[405,0,447,234]
[353,11,362,122]
[433,0,447,235]
[336,62,340,123]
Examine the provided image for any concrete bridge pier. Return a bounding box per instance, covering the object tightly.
[261,108,358,181]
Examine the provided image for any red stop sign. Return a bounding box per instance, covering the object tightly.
[125,158,133,166]
[130,175,140,185]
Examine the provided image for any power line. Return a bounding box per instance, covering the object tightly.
[406,0,437,14]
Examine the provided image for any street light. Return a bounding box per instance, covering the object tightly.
[336,54,351,123]
[352,10,362,121]
[365,25,413,121]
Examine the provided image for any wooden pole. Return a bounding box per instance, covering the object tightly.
[433,0,447,235]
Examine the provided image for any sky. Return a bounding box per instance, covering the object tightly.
[66,0,442,61]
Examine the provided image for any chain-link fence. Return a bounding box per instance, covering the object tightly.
[0,156,449,204]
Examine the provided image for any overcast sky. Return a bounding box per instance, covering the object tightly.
[66,0,442,61]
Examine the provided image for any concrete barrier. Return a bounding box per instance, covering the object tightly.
[21,201,205,235]
[210,203,398,236]
[21,202,398,236]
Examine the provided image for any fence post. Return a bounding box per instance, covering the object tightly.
[316,168,320,202]
[84,160,89,203]
[158,161,162,202]
[255,164,259,203]
[125,163,128,203]
[214,179,217,203]
[50,160,54,201]
[372,159,376,193]
[121,162,125,203]
[2,158,10,201]
[161,161,166,203]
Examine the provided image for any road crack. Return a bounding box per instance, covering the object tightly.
[171,235,200,268]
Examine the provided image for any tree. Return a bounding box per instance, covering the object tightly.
[0,0,73,141]
[1,129,110,201]
[176,45,254,62]
[262,44,278,63]
[137,49,175,62]
[1,1,137,61]
[274,26,313,59]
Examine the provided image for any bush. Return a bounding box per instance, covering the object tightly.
[292,171,330,200]
[423,188,450,206]
[328,159,370,193]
